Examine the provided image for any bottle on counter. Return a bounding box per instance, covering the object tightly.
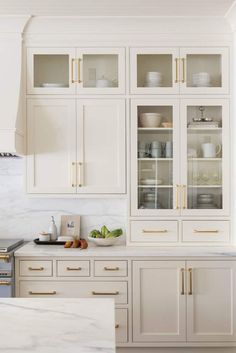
[49,216,57,241]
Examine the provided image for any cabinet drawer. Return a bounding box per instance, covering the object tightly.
[19,260,52,277]
[19,281,127,304]
[57,260,90,277]
[131,220,178,243]
[182,221,230,242]
[94,260,127,277]
[115,309,128,343]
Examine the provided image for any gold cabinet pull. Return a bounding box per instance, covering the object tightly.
[0,280,11,286]
[175,58,179,83]
[182,58,186,83]
[142,229,168,234]
[29,291,57,295]
[182,185,187,209]
[92,291,119,296]
[78,58,82,83]
[78,162,83,187]
[188,268,193,295]
[180,268,185,295]
[104,267,120,271]
[71,162,76,187]
[71,58,76,83]
[115,324,119,329]
[0,254,10,262]
[175,184,180,209]
[194,229,219,234]
[28,267,44,271]
[66,267,82,271]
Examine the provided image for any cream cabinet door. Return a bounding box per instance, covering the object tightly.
[27,99,76,193]
[133,261,186,342]
[187,261,236,342]
[77,99,126,193]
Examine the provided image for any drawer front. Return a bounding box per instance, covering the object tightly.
[115,308,128,343]
[19,260,52,277]
[19,281,127,304]
[57,260,90,277]
[94,260,127,277]
[131,220,178,243]
[182,220,230,242]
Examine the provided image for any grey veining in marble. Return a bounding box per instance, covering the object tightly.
[0,298,115,353]
[0,158,126,241]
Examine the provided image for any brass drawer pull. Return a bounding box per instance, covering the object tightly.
[71,58,76,83]
[180,268,185,295]
[0,280,11,286]
[182,58,185,83]
[29,291,56,295]
[66,267,82,271]
[71,162,76,187]
[78,58,82,83]
[104,267,120,271]
[188,268,193,295]
[175,58,179,83]
[182,185,187,209]
[142,229,168,234]
[92,291,119,296]
[194,229,219,234]
[115,324,119,329]
[78,162,83,187]
[28,267,44,271]
[0,254,10,262]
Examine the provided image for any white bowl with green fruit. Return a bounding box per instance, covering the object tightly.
[88,226,123,246]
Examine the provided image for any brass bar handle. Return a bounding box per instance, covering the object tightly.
[182,185,187,209]
[28,267,44,271]
[71,58,76,83]
[115,324,120,329]
[182,58,185,83]
[71,162,76,188]
[188,268,193,295]
[181,268,185,295]
[92,291,119,296]
[175,58,179,83]
[104,267,120,271]
[66,267,82,271]
[0,280,11,286]
[142,230,168,234]
[78,58,82,83]
[175,184,180,209]
[29,291,57,296]
[194,230,219,234]
[0,255,10,262]
[78,162,83,187]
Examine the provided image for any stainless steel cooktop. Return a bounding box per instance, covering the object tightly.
[0,239,24,253]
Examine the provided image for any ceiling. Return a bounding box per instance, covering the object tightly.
[0,0,235,17]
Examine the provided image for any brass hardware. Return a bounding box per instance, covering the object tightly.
[29,291,57,295]
[0,280,11,286]
[142,230,168,234]
[175,184,180,209]
[188,268,193,295]
[0,254,10,262]
[182,58,185,83]
[194,230,219,234]
[78,58,82,83]
[71,58,76,83]
[28,267,44,271]
[78,162,83,187]
[115,324,120,329]
[182,185,187,209]
[71,162,76,188]
[92,291,119,296]
[181,268,185,295]
[104,267,120,271]
[175,58,179,83]
[66,267,82,271]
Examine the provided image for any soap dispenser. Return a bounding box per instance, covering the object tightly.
[49,216,57,241]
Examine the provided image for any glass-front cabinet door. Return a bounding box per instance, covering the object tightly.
[130,48,179,94]
[131,99,180,216]
[181,99,230,216]
[179,48,229,94]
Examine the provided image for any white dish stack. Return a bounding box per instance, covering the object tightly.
[145,71,162,87]
[192,72,210,87]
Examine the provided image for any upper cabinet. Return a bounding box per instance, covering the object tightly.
[130,47,229,95]
[27,47,125,95]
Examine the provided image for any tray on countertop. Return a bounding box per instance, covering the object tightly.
[34,238,66,245]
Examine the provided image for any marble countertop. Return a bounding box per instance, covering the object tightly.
[15,241,236,257]
[0,298,115,353]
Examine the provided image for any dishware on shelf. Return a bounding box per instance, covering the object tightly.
[161,122,173,128]
[140,179,163,185]
[192,72,210,87]
[139,113,162,128]
[164,141,173,158]
[187,148,198,158]
[138,141,148,158]
[197,193,214,204]
[201,143,221,158]
[40,83,68,88]
[96,76,113,87]
[145,71,162,87]
[151,141,162,158]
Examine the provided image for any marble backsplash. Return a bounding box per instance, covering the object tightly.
[0,158,127,241]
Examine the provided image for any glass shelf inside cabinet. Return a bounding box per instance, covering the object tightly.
[186,54,222,88]
[137,54,173,88]
[82,54,118,88]
[34,54,69,88]
[137,105,174,210]
[187,105,223,210]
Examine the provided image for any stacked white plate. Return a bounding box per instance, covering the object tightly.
[145,71,162,87]
[139,113,162,128]
[192,72,210,87]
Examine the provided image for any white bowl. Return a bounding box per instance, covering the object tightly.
[88,236,119,247]
[146,71,162,78]
[139,113,162,127]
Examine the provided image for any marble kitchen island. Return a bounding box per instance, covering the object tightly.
[0,298,115,353]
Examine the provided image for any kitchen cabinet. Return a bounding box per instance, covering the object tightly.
[27,98,126,194]
[27,47,125,95]
[130,47,229,94]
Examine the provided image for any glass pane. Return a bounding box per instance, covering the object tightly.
[137,54,173,88]
[187,105,223,210]
[137,105,174,210]
[82,54,118,88]
[34,54,69,88]
[186,54,222,88]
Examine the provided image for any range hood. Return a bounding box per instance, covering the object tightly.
[0,16,31,156]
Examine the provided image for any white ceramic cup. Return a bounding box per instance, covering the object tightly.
[201,143,221,158]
